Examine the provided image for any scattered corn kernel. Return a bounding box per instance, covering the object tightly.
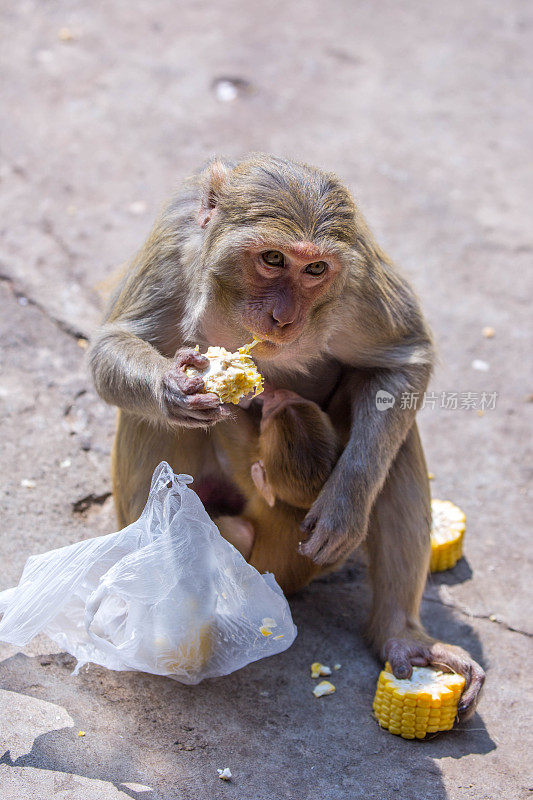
[333,663,341,671]
[311,662,332,678]
[373,662,465,739]
[217,767,232,781]
[430,499,466,572]
[313,680,336,698]
[187,340,263,404]
[77,731,85,737]
[482,326,495,338]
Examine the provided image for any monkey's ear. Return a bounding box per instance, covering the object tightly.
[251,460,276,507]
[198,159,231,228]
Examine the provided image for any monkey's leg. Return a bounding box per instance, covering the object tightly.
[113,411,255,558]
[112,410,218,526]
[365,423,485,719]
[214,516,255,559]
[246,499,322,594]
[365,423,431,650]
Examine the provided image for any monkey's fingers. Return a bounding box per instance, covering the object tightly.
[175,348,210,370]
[426,643,485,721]
[298,512,319,556]
[384,638,431,680]
[163,368,206,396]
[299,509,318,538]
[179,375,207,395]
[457,667,485,720]
[299,526,345,565]
[187,392,222,409]
[168,405,230,426]
[299,505,357,564]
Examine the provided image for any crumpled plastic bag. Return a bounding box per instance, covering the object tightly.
[0,462,296,683]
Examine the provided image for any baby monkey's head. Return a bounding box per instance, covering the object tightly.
[251,389,340,509]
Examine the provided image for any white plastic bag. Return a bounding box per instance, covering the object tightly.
[0,462,296,683]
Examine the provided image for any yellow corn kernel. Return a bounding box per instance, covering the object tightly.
[372,663,465,739]
[430,499,466,572]
[313,680,336,698]
[186,341,263,404]
[311,662,332,678]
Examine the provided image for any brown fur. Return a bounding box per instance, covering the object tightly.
[90,154,484,717]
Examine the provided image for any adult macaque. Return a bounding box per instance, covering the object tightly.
[90,154,485,717]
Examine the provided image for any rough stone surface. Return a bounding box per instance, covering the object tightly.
[0,1,531,799]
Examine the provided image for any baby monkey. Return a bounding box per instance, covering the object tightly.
[216,388,341,579]
[251,387,340,510]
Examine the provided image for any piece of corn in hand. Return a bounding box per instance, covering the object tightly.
[430,499,466,572]
[373,662,465,739]
[186,340,263,404]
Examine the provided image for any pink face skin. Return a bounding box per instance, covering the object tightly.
[240,241,343,348]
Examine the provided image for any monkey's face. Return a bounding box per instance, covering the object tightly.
[239,242,344,350]
[199,155,359,362]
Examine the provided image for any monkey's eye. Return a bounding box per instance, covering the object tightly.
[304,261,327,276]
[261,250,285,267]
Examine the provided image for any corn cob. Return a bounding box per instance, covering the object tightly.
[373,662,465,739]
[186,340,263,404]
[430,499,466,572]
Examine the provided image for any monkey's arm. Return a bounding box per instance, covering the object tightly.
[300,268,434,565]
[89,229,229,427]
[90,320,229,427]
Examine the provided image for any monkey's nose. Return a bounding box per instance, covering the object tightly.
[269,312,293,328]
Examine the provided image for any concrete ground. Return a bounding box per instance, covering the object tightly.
[0,1,531,798]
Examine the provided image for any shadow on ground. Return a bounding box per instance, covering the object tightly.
[0,562,494,800]
[427,558,474,587]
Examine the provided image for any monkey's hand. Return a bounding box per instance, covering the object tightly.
[384,637,486,721]
[161,348,230,427]
[298,479,368,565]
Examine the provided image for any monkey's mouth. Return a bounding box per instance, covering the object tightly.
[248,327,303,348]
[246,336,281,354]
[251,337,297,360]
[256,339,279,350]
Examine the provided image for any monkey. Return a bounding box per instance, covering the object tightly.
[89,154,485,718]
[212,387,342,583]
[252,386,341,510]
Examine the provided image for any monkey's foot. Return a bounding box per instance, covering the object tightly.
[215,516,255,560]
[384,637,485,721]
